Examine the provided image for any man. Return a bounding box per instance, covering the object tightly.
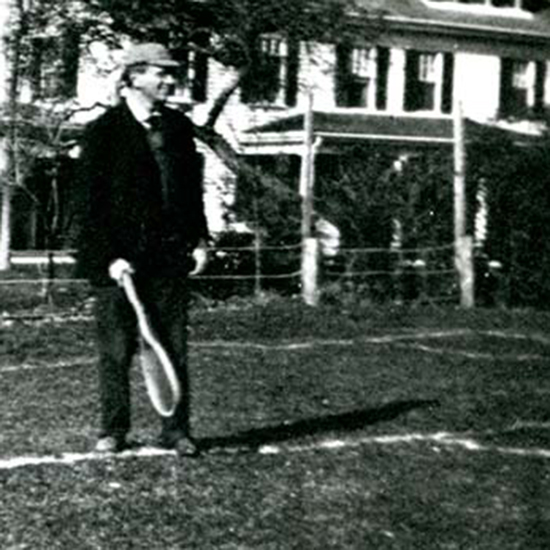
[75,43,209,455]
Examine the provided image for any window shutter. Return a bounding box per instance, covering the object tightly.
[335,43,351,107]
[375,47,389,110]
[192,51,208,102]
[285,37,299,107]
[404,50,420,111]
[59,29,80,98]
[534,60,546,115]
[29,38,44,99]
[241,37,260,104]
[441,52,454,114]
[499,58,514,117]
[262,55,282,103]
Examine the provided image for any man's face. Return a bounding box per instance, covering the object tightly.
[131,65,176,103]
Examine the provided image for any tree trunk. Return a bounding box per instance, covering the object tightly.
[0,181,12,270]
[0,0,25,270]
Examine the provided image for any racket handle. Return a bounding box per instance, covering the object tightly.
[121,272,150,338]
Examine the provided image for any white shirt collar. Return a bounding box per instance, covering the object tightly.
[125,93,155,126]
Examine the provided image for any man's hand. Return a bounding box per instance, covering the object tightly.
[109,258,134,286]
[189,241,208,277]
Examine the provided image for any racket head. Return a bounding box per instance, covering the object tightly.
[139,341,181,417]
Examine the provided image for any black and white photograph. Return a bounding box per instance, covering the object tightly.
[0,0,549,548]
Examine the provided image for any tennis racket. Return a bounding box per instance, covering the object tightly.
[121,271,181,417]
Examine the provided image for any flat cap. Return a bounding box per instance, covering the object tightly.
[123,43,179,67]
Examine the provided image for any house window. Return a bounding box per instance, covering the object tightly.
[185,49,209,103]
[491,0,516,6]
[499,58,546,118]
[171,47,209,103]
[404,50,454,114]
[28,29,80,100]
[418,54,438,84]
[427,0,540,12]
[335,45,389,110]
[241,35,299,106]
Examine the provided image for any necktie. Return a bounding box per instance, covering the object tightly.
[146,112,164,149]
[145,113,169,207]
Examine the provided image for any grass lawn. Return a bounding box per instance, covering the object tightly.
[0,298,549,549]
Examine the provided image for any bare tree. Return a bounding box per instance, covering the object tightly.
[0,0,115,268]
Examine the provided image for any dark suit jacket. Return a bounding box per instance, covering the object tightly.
[75,101,209,286]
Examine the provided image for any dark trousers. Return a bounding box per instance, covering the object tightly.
[93,277,191,441]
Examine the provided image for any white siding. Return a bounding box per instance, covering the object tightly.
[0,0,14,106]
[298,42,336,111]
[454,53,501,121]
[388,49,407,114]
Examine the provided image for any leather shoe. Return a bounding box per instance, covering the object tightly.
[174,436,199,457]
[94,435,126,453]
[159,434,199,457]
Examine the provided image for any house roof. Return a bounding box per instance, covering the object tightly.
[356,0,550,39]
[243,112,541,147]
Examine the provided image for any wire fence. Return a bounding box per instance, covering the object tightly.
[0,242,464,309]
[322,243,458,305]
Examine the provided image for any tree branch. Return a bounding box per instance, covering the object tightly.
[194,122,296,203]
[204,68,246,129]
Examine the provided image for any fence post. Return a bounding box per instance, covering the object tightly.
[456,235,475,308]
[300,90,319,306]
[253,226,262,300]
[453,100,475,308]
[302,237,319,306]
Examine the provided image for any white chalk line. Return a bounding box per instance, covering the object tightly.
[391,342,547,362]
[1,313,92,326]
[190,329,477,351]
[483,329,550,346]
[0,357,96,373]
[1,328,548,374]
[2,427,550,471]
[0,446,176,470]
[192,329,550,360]
[259,432,550,460]
[10,313,545,345]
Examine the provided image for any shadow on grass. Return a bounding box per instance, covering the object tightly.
[199,398,440,453]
